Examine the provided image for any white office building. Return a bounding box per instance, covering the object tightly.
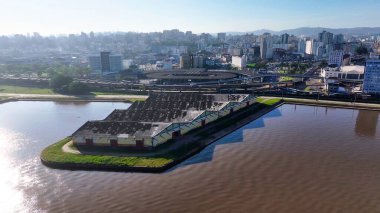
[363,59,380,94]
[320,67,340,79]
[298,39,306,54]
[328,50,344,66]
[305,40,313,55]
[89,52,123,74]
[231,55,247,69]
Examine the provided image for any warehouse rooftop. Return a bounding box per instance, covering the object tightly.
[73,121,169,137]
[105,93,248,123]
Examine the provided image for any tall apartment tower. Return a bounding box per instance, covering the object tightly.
[298,39,306,53]
[318,31,334,46]
[260,34,273,59]
[281,33,289,44]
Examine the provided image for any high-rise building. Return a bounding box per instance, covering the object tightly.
[217,33,226,42]
[328,50,344,66]
[260,34,273,59]
[89,51,122,74]
[318,31,334,46]
[192,55,204,68]
[312,41,324,58]
[298,39,306,53]
[305,40,313,55]
[334,34,344,44]
[180,54,192,69]
[281,33,289,44]
[363,59,380,94]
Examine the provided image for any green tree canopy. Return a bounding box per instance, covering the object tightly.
[68,82,89,94]
[356,46,369,55]
[50,73,73,90]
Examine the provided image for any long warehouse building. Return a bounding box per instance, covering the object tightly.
[72,92,256,149]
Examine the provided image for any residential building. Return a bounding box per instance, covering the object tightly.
[89,51,122,74]
[298,39,306,53]
[318,31,334,46]
[334,34,344,44]
[281,33,289,44]
[363,59,380,94]
[312,41,324,58]
[260,34,273,59]
[217,33,226,42]
[328,50,344,66]
[231,55,247,69]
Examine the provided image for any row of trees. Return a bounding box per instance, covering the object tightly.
[0,63,90,77]
[50,73,89,94]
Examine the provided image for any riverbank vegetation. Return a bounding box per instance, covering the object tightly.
[41,138,174,167]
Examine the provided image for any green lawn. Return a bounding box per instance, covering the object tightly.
[280,76,294,82]
[41,138,174,167]
[257,97,282,106]
[0,85,55,94]
[0,85,147,101]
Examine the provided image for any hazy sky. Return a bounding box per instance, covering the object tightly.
[0,0,379,35]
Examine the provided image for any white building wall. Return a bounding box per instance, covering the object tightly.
[328,50,344,66]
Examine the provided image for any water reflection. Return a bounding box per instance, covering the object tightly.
[175,108,282,168]
[355,110,379,138]
[1,102,380,212]
[0,128,26,212]
[0,101,130,212]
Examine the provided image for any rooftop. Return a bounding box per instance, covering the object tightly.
[74,121,169,137]
[145,70,238,80]
[74,92,251,137]
[340,65,365,74]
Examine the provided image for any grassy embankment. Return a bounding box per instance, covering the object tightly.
[0,85,55,94]
[40,97,282,170]
[0,85,147,102]
[41,138,174,167]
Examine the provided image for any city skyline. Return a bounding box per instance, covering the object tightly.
[0,0,380,36]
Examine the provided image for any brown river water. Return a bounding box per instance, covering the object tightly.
[0,101,379,213]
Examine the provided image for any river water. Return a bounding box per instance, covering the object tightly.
[0,101,379,213]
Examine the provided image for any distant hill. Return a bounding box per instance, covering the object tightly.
[226,27,380,36]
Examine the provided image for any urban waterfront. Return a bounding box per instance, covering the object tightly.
[0,101,380,212]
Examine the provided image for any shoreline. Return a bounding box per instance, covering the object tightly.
[281,97,380,111]
[40,97,380,173]
[0,93,148,104]
[40,99,284,173]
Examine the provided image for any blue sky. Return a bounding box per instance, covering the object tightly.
[0,0,379,35]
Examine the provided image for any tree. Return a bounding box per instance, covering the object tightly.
[356,46,369,55]
[318,60,328,69]
[68,82,89,94]
[50,73,73,90]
